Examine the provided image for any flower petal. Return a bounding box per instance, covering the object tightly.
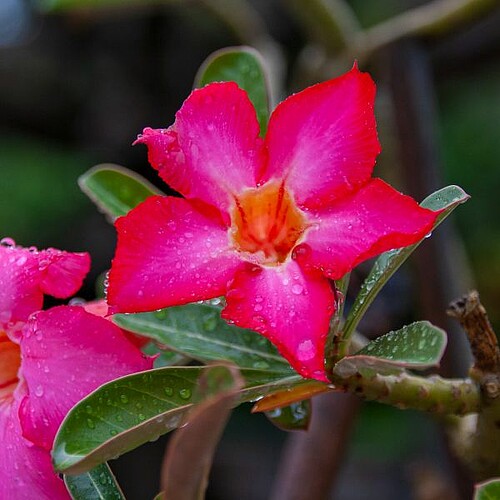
[222,260,334,381]
[0,398,69,499]
[38,249,90,299]
[135,82,264,216]
[294,179,440,280]
[0,244,89,327]
[17,306,152,450]
[108,196,243,313]
[262,64,380,209]
[83,299,149,348]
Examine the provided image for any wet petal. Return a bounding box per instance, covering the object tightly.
[222,260,334,381]
[0,244,89,327]
[135,82,264,217]
[18,306,152,450]
[262,64,380,209]
[83,299,148,349]
[38,249,90,299]
[0,398,69,499]
[295,179,440,279]
[108,196,243,313]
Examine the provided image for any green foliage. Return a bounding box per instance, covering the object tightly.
[342,185,469,344]
[64,463,124,500]
[0,135,89,246]
[475,479,500,500]
[78,165,160,221]
[195,47,270,135]
[334,321,447,378]
[52,366,304,474]
[113,303,293,374]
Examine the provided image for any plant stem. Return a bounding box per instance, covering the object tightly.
[270,392,361,500]
[352,0,497,61]
[447,291,500,479]
[284,0,361,53]
[330,371,480,416]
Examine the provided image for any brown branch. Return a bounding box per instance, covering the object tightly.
[270,392,361,500]
[447,290,500,378]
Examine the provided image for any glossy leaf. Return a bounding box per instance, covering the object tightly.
[52,366,304,474]
[266,400,312,431]
[474,479,500,500]
[333,321,447,378]
[113,304,293,374]
[343,185,470,341]
[78,164,161,222]
[161,365,243,498]
[195,46,270,135]
[64,463,124,499]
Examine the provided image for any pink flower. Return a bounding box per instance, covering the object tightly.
[0,241,152,498]
[108,65,439,382]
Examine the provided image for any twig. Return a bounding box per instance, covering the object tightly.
[447,290,500,378]
[353,0,498,61]
[284,0,361,53]
[270,392,361,500]
[447,291,500,480]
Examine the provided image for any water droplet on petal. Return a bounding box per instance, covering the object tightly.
[34,385,44,397]
[297,340,315,361]
[0,237,15,247]
[291,284,303,295]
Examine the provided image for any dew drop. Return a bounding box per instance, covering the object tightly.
[120,394,129,404]
[179,388,191,400]
[164,387,174,397]
[34,385,44,397]
[291,284,303,295]
[297,340,315,361]
[0,237,15,247]
[86,418,95,429]
[252,360,269,369]
[155,309,168,320]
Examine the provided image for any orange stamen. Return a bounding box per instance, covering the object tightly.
[231,181,307,264]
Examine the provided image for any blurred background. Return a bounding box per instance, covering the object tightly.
[1,0,499,498]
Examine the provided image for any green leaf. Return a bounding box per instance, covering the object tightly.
[52,366,304,474]
[266,400,311,431]
[333,321,447,378]
[475,479,500,500]
[162,365,243,498]
[78,164,161,222]
[343,185,470,342]
[195,47,270,135]
[64,463,124,499]
[113,304,293,374]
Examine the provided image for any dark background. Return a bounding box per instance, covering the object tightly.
[1,0,499,498]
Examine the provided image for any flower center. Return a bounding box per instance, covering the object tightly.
[0,331,21,403]
[231,181,307,264]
